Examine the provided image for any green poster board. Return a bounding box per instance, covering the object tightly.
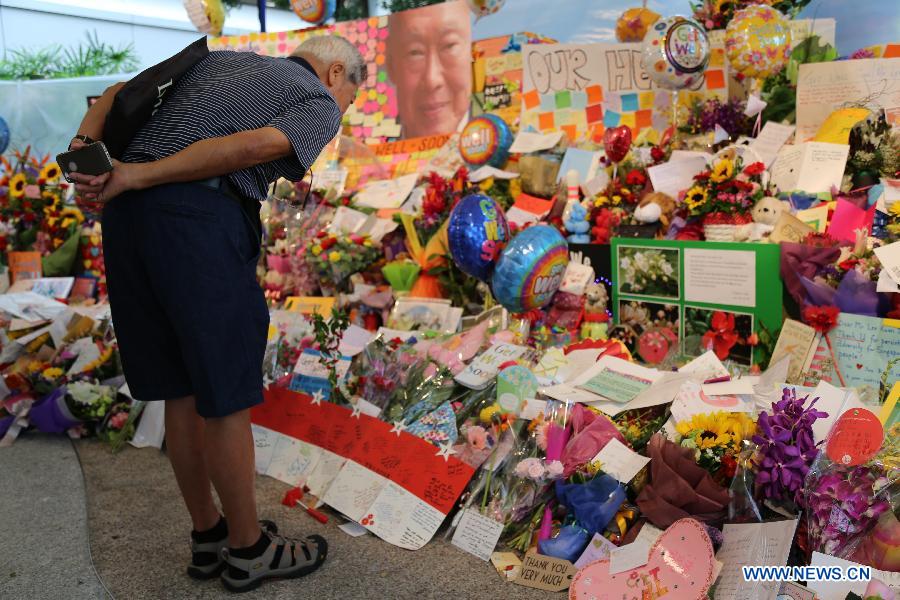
[610,238,783,366]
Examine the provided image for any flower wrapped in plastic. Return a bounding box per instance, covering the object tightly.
[561,403,626,478]
[636,433,731,529]
[752,387,827,507]
[674,411,757,486]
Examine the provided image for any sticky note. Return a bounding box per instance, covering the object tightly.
[586,104,603,124]
[709,48,725,68]
[635,109,653,130]
[539,93,556,112]
[562,125,577,141]
[885,43,900,58]
[523,89,540,110]
[603,110,620,127]
[556,90,572,109]
[538,112,555,131]
[621,93,639,112]
[620,112,636,130]
[639,92,655,110]
[706,69,726,89]
[570,91,587,109]
[586,85,604,105]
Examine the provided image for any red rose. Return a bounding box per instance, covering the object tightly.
[838,259,859,271]
[650,146,665,163]
[802,305,840,334]
[743,162,765,177]
[320,237,337,251]
[316,231,327,239]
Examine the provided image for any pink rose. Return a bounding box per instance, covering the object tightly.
[466,426,488,451]
[515,457,541,479]
[865,579,895,600]
[527,461,546,480]
[536,423,549,452]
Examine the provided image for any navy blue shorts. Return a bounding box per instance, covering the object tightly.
[101,183,268,418]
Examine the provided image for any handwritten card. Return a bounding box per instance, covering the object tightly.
[451,508,505,561]
[508,130,564,154]
[880,382,899,428]
[575,356,660,404]
[831,314,900,389]
[678,350,730,381]
[748,121,795,167]
[648,156,707,198]
[454,343,528,390]
[769,318,819,384]
[574,534,616,569]
[468,166,519,183]
[608,524,663,575]
[827,198,877,243]
[714,520,798,600]
[770,142,850,194]
[796,58,900,141]
[810,381,865,443]
[353,173,418,210]
[591,438,650,484]
[874,241,900,286]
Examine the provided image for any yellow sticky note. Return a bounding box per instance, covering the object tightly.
[879,382,899,427]
[485,55,508,76]
[639,92,655,110]
[283,297,335,318]
[362,114,378,128]
[884,318,900,329]
[814,108,872,144]
[619,112,636,129]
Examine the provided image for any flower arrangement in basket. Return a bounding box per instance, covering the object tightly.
[681,152,766,241]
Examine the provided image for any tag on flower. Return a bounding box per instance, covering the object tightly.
[825,408,884,466]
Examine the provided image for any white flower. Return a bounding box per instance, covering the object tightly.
[67,381,100,406]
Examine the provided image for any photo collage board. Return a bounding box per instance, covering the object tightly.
[610,238,783,366]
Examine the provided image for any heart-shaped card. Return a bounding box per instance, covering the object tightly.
[570,518,715,600]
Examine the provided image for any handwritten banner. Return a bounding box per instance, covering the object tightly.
[252,387,475,549]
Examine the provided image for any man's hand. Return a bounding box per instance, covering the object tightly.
[70,160,142,204]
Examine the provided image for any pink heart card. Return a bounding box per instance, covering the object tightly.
[570,518,715,600]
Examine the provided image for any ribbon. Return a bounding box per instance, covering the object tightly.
[398,214,449,298]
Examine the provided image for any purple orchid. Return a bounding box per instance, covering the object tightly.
[752,388,828,504]
[806,465,891,557]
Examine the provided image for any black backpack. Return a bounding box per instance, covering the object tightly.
[103,37,210,159]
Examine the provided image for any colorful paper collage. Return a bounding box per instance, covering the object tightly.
[520,41,727,143]
[210,18,398,144]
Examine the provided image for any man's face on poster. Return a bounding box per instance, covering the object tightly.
[386,1,473,139]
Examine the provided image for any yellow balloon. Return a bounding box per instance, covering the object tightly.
[184,0,225,37]
[724,5,791,79]
[616,7,661,43]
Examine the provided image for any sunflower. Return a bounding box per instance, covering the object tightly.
[39,163,61,182]
[714,0,734,14]
[479,404,502,424]
[675,411,755,451]
[710,158,734,183]
[9,173,27,199]
[684,185,708,211]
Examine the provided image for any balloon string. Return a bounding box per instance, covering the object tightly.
[824,334,846,387]
[671,90,678,130]
[753,113,762,138]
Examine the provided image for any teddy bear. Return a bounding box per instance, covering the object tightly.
[750,196,791,240]
[581,280,610,340]
[564,201,592,244]
[633,192,676,234]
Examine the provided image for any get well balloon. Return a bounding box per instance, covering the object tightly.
[447,194,510,282]
[290,0,336,24]
[491,225,568,314]
[641,16,710,90]
[458,114,513,168]
[725,5,791,79]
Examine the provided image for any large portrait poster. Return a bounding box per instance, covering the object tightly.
[210,0,474,144]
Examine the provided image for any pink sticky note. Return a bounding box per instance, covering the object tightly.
[827,199,877,244]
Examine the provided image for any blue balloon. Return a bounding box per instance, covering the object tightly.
[0,116,9,155]
[447,194,510,282]
[491,225,569,314]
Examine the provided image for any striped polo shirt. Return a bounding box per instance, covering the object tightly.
[122,50,341,201]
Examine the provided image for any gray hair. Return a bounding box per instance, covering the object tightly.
[292,36,367,85]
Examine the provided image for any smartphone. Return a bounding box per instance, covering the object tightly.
[57,142,114,182]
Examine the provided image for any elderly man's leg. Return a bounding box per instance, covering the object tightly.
[165,395,220,532]
[204,408,260,548]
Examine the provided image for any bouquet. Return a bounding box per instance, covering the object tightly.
[675,411,756,485]
[680,98,753,140]
[305,231,381,292]
[752,387,827,506]
[681,153,766,223]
